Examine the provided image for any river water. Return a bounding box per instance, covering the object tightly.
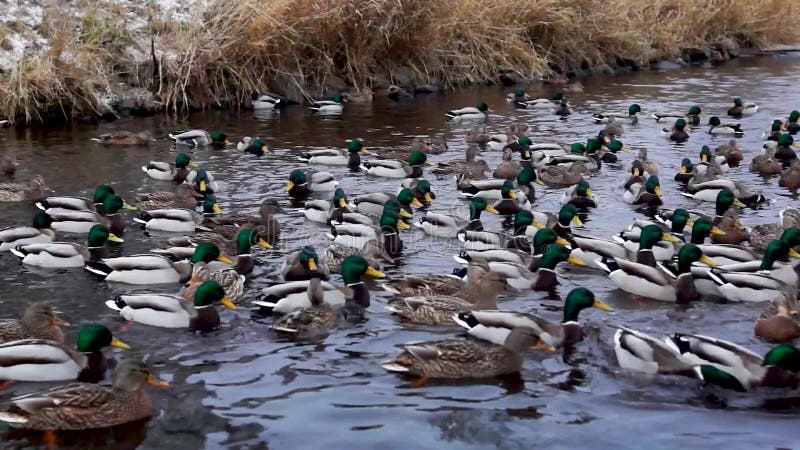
[1,54,800,449]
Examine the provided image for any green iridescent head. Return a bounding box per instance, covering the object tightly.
[680,158,693,174]
[779,133,794,147]
[93,185,115,204]
[332,188,348,208]
[771,120,783,132]
[514,88,525,97]
[538,244,575,270]
[210,131,227,144]
[299,246,318,269]
[332,94,343,103]
[517,136,532,147]
[674,119,687,130]
[347,140,363,153]
[288,169,308,189]
[732,97,743,107]
[558,204,580,226]
[563,287,611,323]
[575,180,591,197]
[191,242,228,264]
[76,324,128,353]
[500,179,515,198]
[341,255,383,285]
[32,212,53,229]
[763,344,800,372]
[676,243,707,273]
[699,145,713,162]
[606,140,624,153]
[101,194,125,215]
[407,150,428,166]
[790,110,800,123]
[175,153,192,169]
[87,224,122,247]
[476,102,489,112]
[235,228,269,255]
[631,160,644,176]
[516,166,536,186]
[687,105,701,116]
[570,143,586,154]
[532,228,567,255]
[585,139,602,154]
[644,175,661,195]
[396,188,416,207]
[194,280,229,308]
[708,116,722,127]
[202,194,221,214]
[671,208,690,233]
[628,104,642,115]
[779,227,800,247]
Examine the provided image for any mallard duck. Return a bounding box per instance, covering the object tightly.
[361,151,430,179]
[596,244,715,303]
[381,262,485,297]
[182,261,246,305]
[281,246,331,281]
[573,225,679,269]
[623,175,662,206]
[270,278,344,336]
[492,149,521,179]
[674,158,696,183]
[141,153,195,183]
[310,94,344,115]
[300,140,371,168]
[762,119,784,142]
[186,169,219,196]
[555,99,571,117]
[509,90,563,109]
[684,178,764,206]
[432,145,489,180]
[454,287,612,349]
[255,255,384,312]
[10,224,122,268]
[415,197,498,238]
[286,170,338,199]
[774,134,799,168]
[48,194,132,235]
[0,325,129,383]
[597,138,627,163]
[37,185,125,213]
[663,118,690,143]
[613,326,698,376]
[666,333,799,391]
[749,144,783,175]
[755,296,800,343]
[457,209,545,253]
[780,160,800,193]
[324,239,394,274]
[385,271,508,325]
[164,228,271,275]
[169,129,230,148]
[240,138,268,156]
[0,212,55,251]
[560,180,596,208]
[445,102,490,121]
[749,209,800,252]
[0,359,165,432]
[252,93,285,110]
[135,185,198,211]
[133,206,209,233]
[0,302,68,344]
[0,174,47,202]
[636,148,658,176]
[1,149,18,175]
[108,280,235,332]
[727,97,758,118]
[483,244,585,290]
[403,178,436,207]
[786,110,800,135]
[536,162,586,187]
[490,179,527,216]
[354,189,422,218]
[91,131,153,146]
[303,188,352,224]
[593,104,642,124]
[708,116,743,135]
[466,127,490,145]
[651,105,702,126]
[203,198,283,243]
[381,326,552,383]
[487,130,528,152]
[85,242,229,284]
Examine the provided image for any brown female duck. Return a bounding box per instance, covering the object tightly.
[755,296,800,343]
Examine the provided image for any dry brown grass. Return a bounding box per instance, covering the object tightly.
[0,0,797,123]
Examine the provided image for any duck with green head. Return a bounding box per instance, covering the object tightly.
[574,224,679,269]
[47,194,132,236]
[561,180,596,208]
[242,138,268,156]
[515,166,542,203]
[599,139,627,163]
[416,197,498,238]
[408,179,435,206]
[593,103,642,124]
[727,97,758,118]
[446,102,490,121]
[775,133,799,168]
[483,243,585,291]
[109,280,235,332]
[200,228,271,275]
[283,246,330,281]
[380,201,410,259]
[0,324,129,383]
[0,211,55,251]
[456,287,612,349]
[491,179,523,216]
[764,119,784,142]
[597,243,714,303]
[675,158,695,183]
[189,169,218,196]
[708,116,743,135]
[300,139,369,169]
[304,188,352,224]
[362,150,430,178]
[624,175,662,206]
[169,129,230,148]
[286,169,338,200]
[10,224,123,268]
[786,110,800,135]
[513,91,564,109]
[665,118,690,143]
[353,188,423,218]
[142,152,195,182]
[310,93,344,115]
[35,184,115,213]
[651,105,702,125]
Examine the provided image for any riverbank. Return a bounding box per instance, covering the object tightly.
[0,0,797,125]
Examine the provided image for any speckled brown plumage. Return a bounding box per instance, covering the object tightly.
[388,337,524,378]
[0,303,65,345]
[135,185,197,211]
[0,175,47,202]
[755,298,800,343]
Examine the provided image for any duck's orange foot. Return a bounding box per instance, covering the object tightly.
[409,375,429,388]
[43,430,57,450]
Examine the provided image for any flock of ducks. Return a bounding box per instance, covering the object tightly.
[0,87,800,438]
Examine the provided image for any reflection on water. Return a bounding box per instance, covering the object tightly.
[1,55,800,448]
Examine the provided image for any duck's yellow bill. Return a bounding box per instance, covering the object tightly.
[661,233,680,243]
[555,236,570,246]
[399,208,413,219]
[308,258,317,271]
[654,186,663,197]
[221,296,237,310]
[225,140,233,146]
[585,188,593,197]
[485,205,499,214]
[212,204,222,214]
[593,298,614,311]
[189,161,198,168]
[199,180,207,192]
[397,219,411,229]
[217,255,234,264]
[108,233,124,243]
[534,179,545,185]
[338,198,346,208]
[508,190,517,199]
[571,216,583,227]
[425,161,433,166]
[686,218,695,227]
[567,254,586,266]
[701,155,708,162]
[679,166,688,174]
[711,226,726,236]
[533,220,546,229]
[733,199,747,208]
[535,341,557,353]
[50,316,70,327]
[793,143,800,148]
[287,181,295,191]
[111,337,131,349]
[699,255,716,266]
[789,248,800,258]
[147,375,170,388]
[365,266,385,278]
[258,238,272,249]
[411,198,423,207]
[122,202,137,211]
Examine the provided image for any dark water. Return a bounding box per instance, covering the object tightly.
[2,54,800,449]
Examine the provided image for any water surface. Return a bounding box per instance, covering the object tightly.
[2,55,800,449]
